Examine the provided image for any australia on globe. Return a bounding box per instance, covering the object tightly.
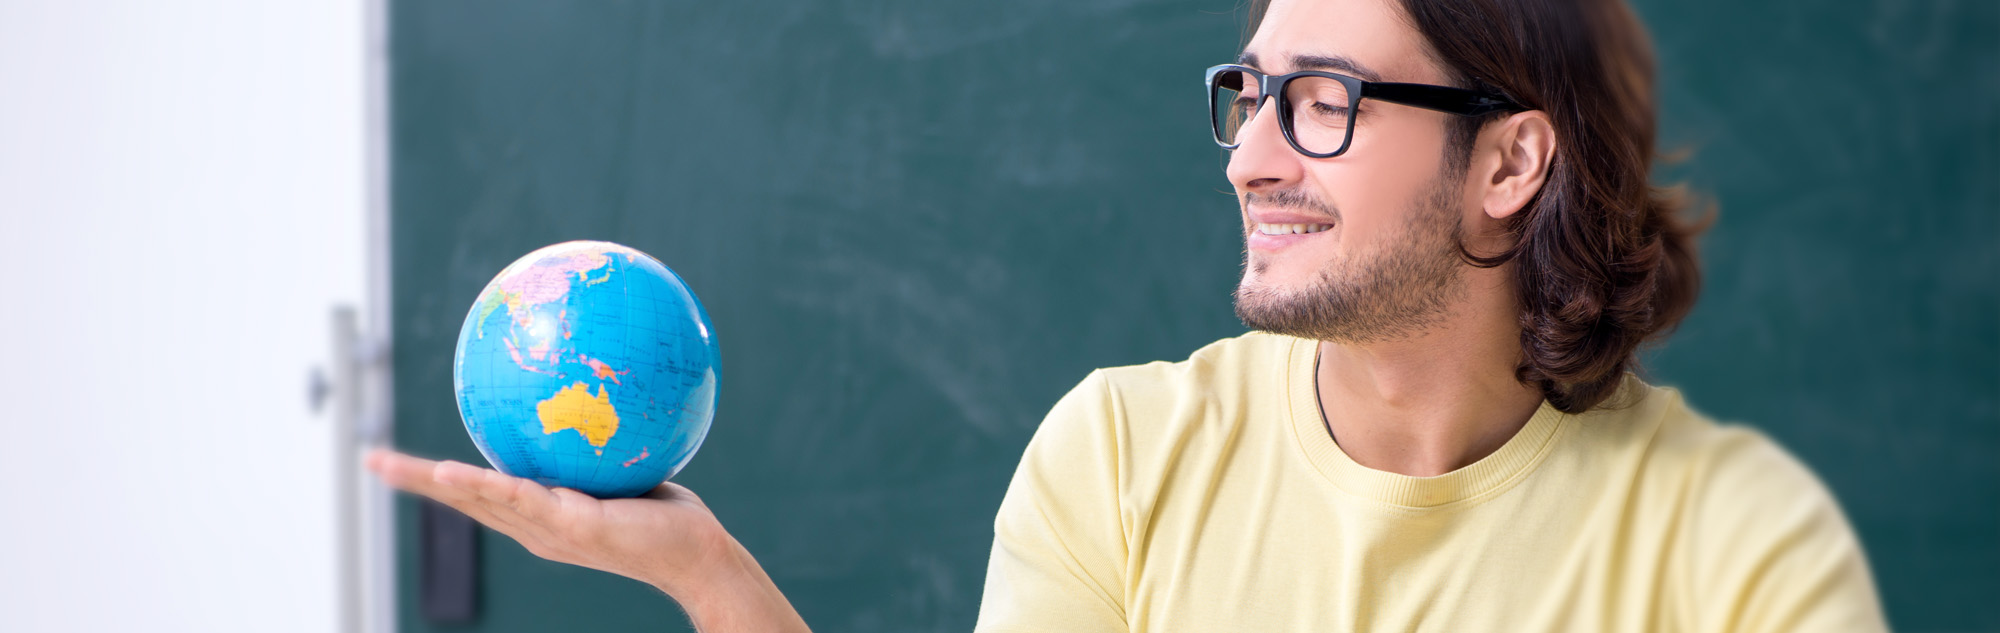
[453,240,720,498]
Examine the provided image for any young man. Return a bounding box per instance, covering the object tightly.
[370,0,1889,630]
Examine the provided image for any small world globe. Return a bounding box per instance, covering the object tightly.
[453,241,720,498]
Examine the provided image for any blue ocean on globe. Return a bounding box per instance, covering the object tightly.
[453,240,720,498]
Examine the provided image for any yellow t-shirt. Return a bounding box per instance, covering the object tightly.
[976,332,1887,632]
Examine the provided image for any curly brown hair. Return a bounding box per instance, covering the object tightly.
[1248,0,1705,413]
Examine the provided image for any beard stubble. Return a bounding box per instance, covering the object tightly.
[1233,168,1470,345]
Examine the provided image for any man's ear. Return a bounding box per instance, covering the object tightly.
[1476,111,1557,220]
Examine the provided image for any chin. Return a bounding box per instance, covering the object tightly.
[1242,256,1319,292]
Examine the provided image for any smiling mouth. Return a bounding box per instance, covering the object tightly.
[1253,223,1335,236]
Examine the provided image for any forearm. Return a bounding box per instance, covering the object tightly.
[656,538,811,633]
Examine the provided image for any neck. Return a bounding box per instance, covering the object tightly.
[1313,270,1545,477]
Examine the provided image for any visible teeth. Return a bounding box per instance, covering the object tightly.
[1256,223,1333,235]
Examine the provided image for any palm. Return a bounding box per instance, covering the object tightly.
[366,450,732,591]
[576,482,735,580]
[366,449,813,632]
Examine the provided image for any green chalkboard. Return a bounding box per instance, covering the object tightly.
[389,1,1998,631]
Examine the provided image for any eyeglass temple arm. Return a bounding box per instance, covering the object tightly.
[1362,82,1521,117]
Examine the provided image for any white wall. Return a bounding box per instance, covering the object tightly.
[0,2,368,631]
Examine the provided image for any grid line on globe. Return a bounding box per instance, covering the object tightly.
[453,241,720,498]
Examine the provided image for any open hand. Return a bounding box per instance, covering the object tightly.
[363,449,787,619]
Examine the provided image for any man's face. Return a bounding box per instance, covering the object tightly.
[1230,0,1478,344]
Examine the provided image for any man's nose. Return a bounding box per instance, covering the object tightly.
[1225,99,1305,194]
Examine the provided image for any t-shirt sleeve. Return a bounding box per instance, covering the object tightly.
[974,370,1129,633]
[1687,428,1890,633]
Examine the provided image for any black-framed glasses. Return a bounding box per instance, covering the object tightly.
[1206,64,1524,158]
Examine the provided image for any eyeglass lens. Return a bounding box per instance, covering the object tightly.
[1212,69,1354,155]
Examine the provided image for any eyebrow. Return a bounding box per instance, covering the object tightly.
[1236,51,1384,83]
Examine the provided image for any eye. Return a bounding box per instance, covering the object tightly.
[1308,101,1350,117]
[1233,94,1263,118]
[1301,100,1352,127]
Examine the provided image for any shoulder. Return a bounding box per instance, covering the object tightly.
[992,333,1299,553]
[1020,331,1298,486]
[1103,329,1297,376]
[1593,378,1845,531]
[1032,330,1292,436]
[1613,379,1838,516]
[1090,330,1298,411]
[1600,378,1887,631]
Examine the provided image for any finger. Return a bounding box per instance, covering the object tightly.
[428,496,543,548]
[428,461,576,542]
[427,473,580,561]
[370,452,523,520]
[367,452,562,550]
[550,486,601,507]
[363,448,432,487]
[438,461,572,526]
[365,450,481,505]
